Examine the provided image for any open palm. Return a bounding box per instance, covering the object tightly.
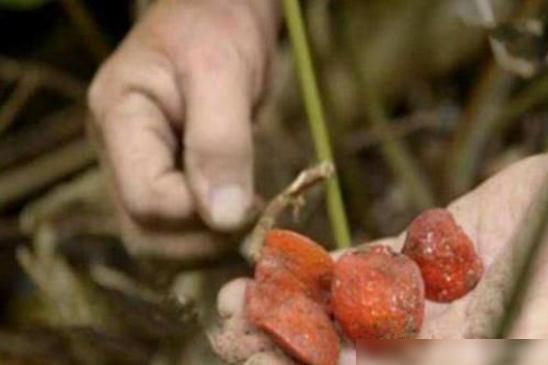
[211,154,548,365]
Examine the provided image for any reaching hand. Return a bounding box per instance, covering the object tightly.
[87,0,280,258]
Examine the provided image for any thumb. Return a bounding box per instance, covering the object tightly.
[182,51,256,231]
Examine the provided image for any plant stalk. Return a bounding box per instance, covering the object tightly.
[282,0,351,249]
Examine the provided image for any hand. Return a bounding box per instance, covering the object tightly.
[210,154,548,364]
[87,0,280,258]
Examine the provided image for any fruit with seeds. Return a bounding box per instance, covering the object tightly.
[331,245,425,345]
[402,208,484,302]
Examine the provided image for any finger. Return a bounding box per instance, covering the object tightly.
[182,49,255,231]
[209,315,275,365]
[244,351,297,365]
[117,206,233,260]
[217,278,252,318]
[97,92,194,224]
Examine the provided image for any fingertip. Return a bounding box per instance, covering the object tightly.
[209,184,253,231]
[182,55,256,232]
[218,277,252,318]
[187,159,254,231]
[185,138,255,232]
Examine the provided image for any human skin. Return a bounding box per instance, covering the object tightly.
[211,154,548,365]
[88,0,280,257]
[86,1,548,362]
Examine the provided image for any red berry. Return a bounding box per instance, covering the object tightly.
[402,208,484,303]
[246,229,339,365]
[247,282,339,365]
[256,229,334,307]
[331,246,425,344]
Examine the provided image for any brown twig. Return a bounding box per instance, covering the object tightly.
[241,162,335,263]
[17,225,195,352]
[0,70,42,135]
[90,265,160,304]
[0,56,86,99]
[19,168,114,239]
[345,110,441,153]
[0,138,96,210]
[0,105,86,170]
[475,0,537,78]
[60,0,111,62]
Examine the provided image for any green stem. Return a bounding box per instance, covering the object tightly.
[282,0,351,249]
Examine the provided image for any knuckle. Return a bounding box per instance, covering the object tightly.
[186,44,238,76]
[87,65,111,121]
[86,64,120,140]
[87,55,134,125]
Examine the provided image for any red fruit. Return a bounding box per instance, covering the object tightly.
[331,246,425,344]
[256,229,334,307]
[247,282,340,365]
[402,208,484,302]
[246,229,339,365]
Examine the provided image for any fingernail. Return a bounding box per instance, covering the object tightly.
[210,185,248,230]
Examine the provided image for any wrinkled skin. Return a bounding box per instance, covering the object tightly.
[88,0,280,257]
[211,154,548,365]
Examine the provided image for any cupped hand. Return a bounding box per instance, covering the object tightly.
[87,0,280,258]
[210,154,548,365]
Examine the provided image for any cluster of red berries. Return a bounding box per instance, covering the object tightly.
[245,209,484,365]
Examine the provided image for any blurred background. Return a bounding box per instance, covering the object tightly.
[0,0,547,364]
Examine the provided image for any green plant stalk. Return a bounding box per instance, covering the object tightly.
[282,0,351,249]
